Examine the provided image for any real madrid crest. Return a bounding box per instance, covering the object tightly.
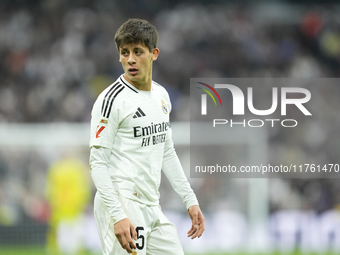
[161,99,168,114]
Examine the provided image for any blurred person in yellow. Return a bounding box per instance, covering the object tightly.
[45,156,91,255]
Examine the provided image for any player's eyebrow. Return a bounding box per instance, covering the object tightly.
[133,47,144,52]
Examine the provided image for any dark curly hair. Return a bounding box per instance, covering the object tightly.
[114,18,158,53]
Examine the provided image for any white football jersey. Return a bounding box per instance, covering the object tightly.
[90,74,175,205]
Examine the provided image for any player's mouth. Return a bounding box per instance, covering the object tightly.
[128,68,138,75]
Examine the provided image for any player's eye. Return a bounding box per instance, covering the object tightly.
[135,50,142,55]
[121,51,128,56]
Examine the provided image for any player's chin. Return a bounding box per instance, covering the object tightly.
[125,70,136,77]
[128,74,141,81]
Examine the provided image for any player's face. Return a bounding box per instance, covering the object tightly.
[119,42,159,89]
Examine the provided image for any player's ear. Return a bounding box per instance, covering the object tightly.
[152,48,159,61]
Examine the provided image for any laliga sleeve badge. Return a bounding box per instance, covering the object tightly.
[99,119,108,124]
[132,251,137,255]
[161,99,168,114]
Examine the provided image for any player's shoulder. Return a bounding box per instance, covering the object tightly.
[152,80,166,91]
[152,80,170,98]
[95,75,138,105]
[98,75,137,100]
[92,75,138,117]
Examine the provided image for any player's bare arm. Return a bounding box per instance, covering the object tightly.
[187,205,205,239]
[114,218,137,253]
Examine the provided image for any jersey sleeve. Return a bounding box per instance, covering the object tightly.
[90,146,127,223]
[162,89,199,210]
[89,93,120,149]
[89,91,127,223]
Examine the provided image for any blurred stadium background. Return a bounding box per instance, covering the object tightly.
[1,0,340,254]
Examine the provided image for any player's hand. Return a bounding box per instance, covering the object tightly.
[114,218,137,253]
[187,205,205,239]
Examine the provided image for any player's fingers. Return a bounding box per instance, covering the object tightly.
[191,224,200,239]
[187,225,195,236]
[188,224,199,238]
[188,213,198,234]
[130,224,137,241]
[187,225,193,234]
[126,232,137,250]
[121,234,133,253]
[197,223,205,238]
[191,212,199,235]
[116,235,124,248]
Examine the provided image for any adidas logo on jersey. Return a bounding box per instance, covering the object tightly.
[133,107,146,119]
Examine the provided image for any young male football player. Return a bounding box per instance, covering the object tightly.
[89,18,205,254]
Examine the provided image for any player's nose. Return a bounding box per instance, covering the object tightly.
[128,53,136,65]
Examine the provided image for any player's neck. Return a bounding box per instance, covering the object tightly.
[131,79,152,91]
[123,71,152,91]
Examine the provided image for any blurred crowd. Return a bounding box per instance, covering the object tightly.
[1,0,340,253]
[0,1,340,122]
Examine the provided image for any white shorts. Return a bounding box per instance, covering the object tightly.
[94,192,184,255]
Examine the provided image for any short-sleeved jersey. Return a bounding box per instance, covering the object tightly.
[90,74,173,205]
